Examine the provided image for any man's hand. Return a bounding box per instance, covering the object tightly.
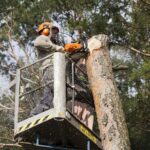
[57,46,65,52]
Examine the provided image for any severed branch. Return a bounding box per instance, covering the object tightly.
[113,64,128,71]
[112,63,128,71]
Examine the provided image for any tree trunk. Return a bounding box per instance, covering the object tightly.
[86,34,131,150]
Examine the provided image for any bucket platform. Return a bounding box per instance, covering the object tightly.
[15,109,102,150]
[14,53,102,150]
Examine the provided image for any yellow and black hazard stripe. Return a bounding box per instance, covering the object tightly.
[19,115,52,133]
[80,124,97,144]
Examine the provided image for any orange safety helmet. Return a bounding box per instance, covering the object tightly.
[38,22,52,32]
[38,22,59,36]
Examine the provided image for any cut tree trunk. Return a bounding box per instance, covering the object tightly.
[86,34,131,150]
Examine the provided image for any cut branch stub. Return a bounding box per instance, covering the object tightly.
[88,34,109,54]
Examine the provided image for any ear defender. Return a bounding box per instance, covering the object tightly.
[42,28,50,36]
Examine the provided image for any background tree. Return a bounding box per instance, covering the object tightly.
[0,0,149,149]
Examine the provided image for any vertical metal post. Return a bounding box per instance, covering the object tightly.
[71,62,75,114]
[14,69,20,134]
[36,134,40,145]
[87,141,91,150]
[53,52,66,117]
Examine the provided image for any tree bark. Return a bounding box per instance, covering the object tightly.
[86,34,131,150]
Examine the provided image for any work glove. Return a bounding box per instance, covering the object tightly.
[57,46,65,52]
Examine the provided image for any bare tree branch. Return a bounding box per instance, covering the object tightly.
[0,137,14,142]
[110,42,150,57]
[0,103,13,110]
[3,93,15,104]
[3,14,24,68]
[0,44,3,48]
[140,0,150,5]
[0,143,22,148]
[128,46,150,57]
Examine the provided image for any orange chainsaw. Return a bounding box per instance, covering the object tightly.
[64,42,82,53]
[63,32,88,61]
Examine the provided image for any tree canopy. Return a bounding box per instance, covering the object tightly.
[0,0,149,149]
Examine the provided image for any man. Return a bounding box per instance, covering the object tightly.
[34,22,63,58]
[30,22,64,116]
[31,23,94,130]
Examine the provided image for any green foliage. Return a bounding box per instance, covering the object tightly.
[0,0,149,149]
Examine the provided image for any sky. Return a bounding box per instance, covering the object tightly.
[0,75,9,97]
[0,40,35,97]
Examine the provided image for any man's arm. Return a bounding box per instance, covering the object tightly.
[34,35,64,52]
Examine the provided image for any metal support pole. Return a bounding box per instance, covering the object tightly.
[71,62,75,114]
[14,69,20,134]
[87,141,91,150]
[36,134,40,145]
[53,52,66,117]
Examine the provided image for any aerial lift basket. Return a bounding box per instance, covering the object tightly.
[14,52,102,150]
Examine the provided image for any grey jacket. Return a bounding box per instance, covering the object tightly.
[34,35,64,71]
[34,35,63,58]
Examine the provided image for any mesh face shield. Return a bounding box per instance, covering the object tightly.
[50,27,61,45]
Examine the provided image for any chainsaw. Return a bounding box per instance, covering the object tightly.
[63,31,88,61]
